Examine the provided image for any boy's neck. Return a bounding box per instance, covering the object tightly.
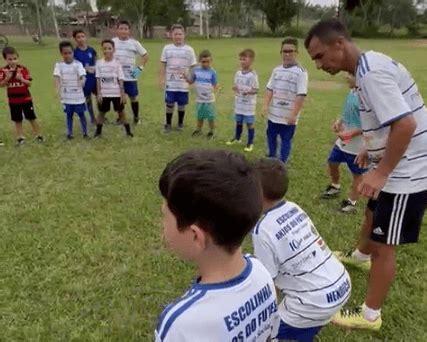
[241,67,252,73]
[104,56,113,62]
[119,36,130,41]
[196,248,246,284]
[64,59,73,64]
[77,44,88,50]
[173,42,184,47]
[262,198,285,213]
[283,62,297,68]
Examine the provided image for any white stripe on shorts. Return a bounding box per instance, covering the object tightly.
[393,194,409,245]
[387,194,409,245]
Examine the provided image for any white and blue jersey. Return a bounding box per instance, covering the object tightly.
[252,201,351,329]
[155,256,279,342]
[191,66,217,103]
[74,46,97,95]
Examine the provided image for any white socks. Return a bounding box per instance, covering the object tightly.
[352,249,371,262]
[362,303,381,321]
[332,183,341,189]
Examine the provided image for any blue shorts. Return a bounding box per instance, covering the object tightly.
[83,76,97,97]
[124,81,139,98]
[63,103,87,115]
[165,91,189,106]
[328,144,367,175]
[235,114,255,125]
[276,320,322,342]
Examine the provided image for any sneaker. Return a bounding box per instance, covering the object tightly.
[115,118,122,125]
[321,184,341,199]
[207,131,214,139]
[16,137,25,146]
[192,129,202,137]
[94,133,101,139]
[226,138,242,146]
[333,251,371,271]
[0,140,4,146]
[340,199,356,213]
[244,144,254,152]
[177,123,184,131]
[36,135,44,143]
[164,124,172,134]
[134,117,141,125]
[83,134,90,140]
[127,132,134,138]
[332,307,382,331]
[66,135,74,140]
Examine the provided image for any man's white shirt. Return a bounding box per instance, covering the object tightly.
[96,59,124,98]
[160,44,197,92]
[253,201,351,328]
[112,37,147,82]
[356,51,427,193]
[234,70,259,116]
[53,60,86,104]
[266,64,308,125]
[155,256,279,342]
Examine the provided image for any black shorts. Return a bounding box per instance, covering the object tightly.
[98,97,124,113]
[9,102,37,122]
[368,190,427,245]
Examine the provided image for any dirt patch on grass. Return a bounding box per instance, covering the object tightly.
[309,80,343,91]
[409,40,427,48]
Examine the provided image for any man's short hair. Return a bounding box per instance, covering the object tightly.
[2,46,18,58]
[171,23,185,32]
[199,49,212,60]
[239,48,255,59]
[304,18,351,49]
[59,40,73,52]
[118,20,131,28]
[72,29,85,38]
[282,37,298,51]
[253,158,289,201]
[159,149,262,253]
[101,39,115,48]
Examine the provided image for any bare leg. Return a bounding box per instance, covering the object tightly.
[357,207,375,255]
[349,174,362,202]
[329,163,340,184]
[197,120,204,130]
[15,122,24,139]
[208,120,215,132]
[29,119,41,137]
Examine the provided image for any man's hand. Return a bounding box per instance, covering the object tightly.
[15,70,24,82]
[5,70,13,81]
[85,66,96,74]
[287,115,297,126]
[355,148,369,169]
[120,93,127,105]
[97,94,103,104]
[232,85,238,93]
[261,105,268,119]
[337,130,353,144]
[332,119,342,133]
[358,169,388,199]
[130,66,143,79]
[159,78,165,90]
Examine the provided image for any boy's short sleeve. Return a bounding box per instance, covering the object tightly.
[211,70,218,86]
[117,63,125,80]
[78,63,86,77]
[136,41,148,56]
[296,70,308,96]
[189,47,197,66]
[160,46,167,63]
[53,63,60,77]
[252,233,279,279]
[95,63,100,78]
[252,72,259,90]
[361,71,412,126]
[0,68,5,81]
[266,70,274,91]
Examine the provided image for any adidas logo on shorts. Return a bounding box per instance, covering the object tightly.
[373,227,385,235]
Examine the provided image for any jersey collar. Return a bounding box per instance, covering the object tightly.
[264,200,287,215]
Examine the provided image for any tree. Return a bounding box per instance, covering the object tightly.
[382,0,417,35]
[259,0,297,33]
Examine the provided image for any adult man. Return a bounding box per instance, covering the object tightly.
[304,18,427,330]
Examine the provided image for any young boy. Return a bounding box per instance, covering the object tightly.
[0,46,44,145]
[94,40,133,138]
[53,41,88,140]
[227,48,259,152]
[160,24,197,133]
[73,29,97,125]
[188,50,218,139]
[252,158,351,342]
[156,149,279,342]
[321,74,367,213]
[263,37,308,163]
[112,20,148,125]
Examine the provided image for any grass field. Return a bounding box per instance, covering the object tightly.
[0,36,426,341]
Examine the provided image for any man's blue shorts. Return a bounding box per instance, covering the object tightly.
[328,144,367,175]
[63,103,87,114]
[276,320,322,342]
[124,81,139,98]
[235,114,255,125]
[83,76,97,97]
[165,91,189,106]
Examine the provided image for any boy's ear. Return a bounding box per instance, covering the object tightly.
[190,224,209,251]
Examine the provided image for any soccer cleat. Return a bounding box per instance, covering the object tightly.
[0,140,5,146]
[134,117,141,125]
[244,144,254,152]
[332,307,382,331]
[192,129,202,137]
[83,134,90,140]
[164,124,172,134]
[333,251,371,271]
[321,184,341,199]
[36,135,45,143]
[115,118,122,126]
[16,137,25,146]
[340,199,356,213]
[226,138,242,146]
[127,132,134,138]
[66,135,74,140]
[93,133,101,138]
[177,123,184,131]
[207,131,215,139]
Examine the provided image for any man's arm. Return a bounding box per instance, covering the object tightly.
[262,89,273,118]
[159,62,166,89]
[54,76,61,97]
[287,95,306,125]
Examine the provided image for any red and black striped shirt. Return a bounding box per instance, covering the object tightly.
[0,64,32,104]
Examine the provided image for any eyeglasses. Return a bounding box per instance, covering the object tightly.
[281,49,296,54]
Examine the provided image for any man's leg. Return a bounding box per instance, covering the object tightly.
[278,124,296,163]
[247,123,255,146]
[15,121,24,139]
[65,106,74,137]
[130,96,140,124]
[266,120,279,158]
[76,111,88,136]
[86,95,96,124]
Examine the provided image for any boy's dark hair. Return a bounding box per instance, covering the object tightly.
[171,23,185,32]
[253,158,289,201]
[118,20,131,28]
[101,39,115,48]
[281,37,299,51]
[159,149,262,253]
[239,48,255,59]
[72,29,85,38]
[59,40,73,52]
[304,18,351,49]
[2,46,18,59]
[199,49,211,60]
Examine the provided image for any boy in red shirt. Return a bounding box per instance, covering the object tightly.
[0,46,44,145]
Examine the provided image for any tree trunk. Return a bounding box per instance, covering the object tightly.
[50,0,60,39]
[205,0,210,40]
[34,0,43,44]
[199,0,204,36]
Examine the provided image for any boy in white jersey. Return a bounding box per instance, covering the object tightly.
[160,24,197,133]
[188,50,218,139]
[94,39,133,138]
[263,37,308,163]
[306,18,427,331]
[321,74,367,213]
[53,41,88,140]
[252,158,351,342]
[156,149,279,342]
[112,20,148,125]
[227,49,259,152]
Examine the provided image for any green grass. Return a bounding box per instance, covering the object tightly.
[0,36,426,341]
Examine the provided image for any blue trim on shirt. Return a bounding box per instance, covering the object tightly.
[402,82,416,95]
[381,111,413,127]
[361,54,370,72]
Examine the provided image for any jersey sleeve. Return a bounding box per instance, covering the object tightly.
[160,46,167,63]
[189,47,197,66]
[266,71,274,91]
[136,41,148,56]
[53,63,60,77]
[22,67,32,81]
[296,70,308,96]
[211,70,218,86]
[95,63,100,78]
[117,63,125,80]
[361,71,412,126]
[252,233,279,279]
[252,72,259,90]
